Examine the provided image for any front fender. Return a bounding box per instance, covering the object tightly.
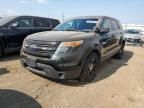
[79,45,101,71]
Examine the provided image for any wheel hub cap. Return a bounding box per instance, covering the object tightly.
[88,59,95,71]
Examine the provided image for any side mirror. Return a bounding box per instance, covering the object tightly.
[93,27,101,33]
[94,27,110,33]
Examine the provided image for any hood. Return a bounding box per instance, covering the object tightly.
[26,31,95,41]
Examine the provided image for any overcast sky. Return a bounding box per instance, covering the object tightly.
[0,0,144,24]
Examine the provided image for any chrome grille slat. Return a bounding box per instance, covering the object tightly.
[24,40,61,58]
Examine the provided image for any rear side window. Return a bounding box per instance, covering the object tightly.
[111,20,121,30]
[34,18,51,27]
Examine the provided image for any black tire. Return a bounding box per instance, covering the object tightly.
[80,53,99,82]
[0,44,3,58]
[114,44,125,59]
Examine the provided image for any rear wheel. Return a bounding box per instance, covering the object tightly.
[80,53,99,82]
[114,44,125,59]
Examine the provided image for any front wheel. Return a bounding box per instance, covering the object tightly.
[80,53,99,82]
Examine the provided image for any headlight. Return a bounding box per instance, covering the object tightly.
[61,40,84,47]
[56,40,84,53]
[24,43,28,47]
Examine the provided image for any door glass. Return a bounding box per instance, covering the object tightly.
[111,20,120,31]
[10,18,32,28]
[101,19,112,30]
[34,18,51,27]
[19,19,32,27]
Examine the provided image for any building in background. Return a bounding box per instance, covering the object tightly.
[123,24,144,31]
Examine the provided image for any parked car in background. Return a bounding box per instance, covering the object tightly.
[21,16,125,82]
[125,29,142,42]
[140,31,144,47]
[0,16,60,57]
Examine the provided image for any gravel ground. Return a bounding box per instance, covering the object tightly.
[0,45,144,108]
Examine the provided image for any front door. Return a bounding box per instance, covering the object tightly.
[6,17,33,49]
[100,18,117,57]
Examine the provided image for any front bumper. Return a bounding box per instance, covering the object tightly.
[21,53,82,80]
[126,38,141,42]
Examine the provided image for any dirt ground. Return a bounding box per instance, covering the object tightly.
[0,45,144,108]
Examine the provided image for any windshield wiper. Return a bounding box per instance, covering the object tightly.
[65,29,93,33]
[53,29,78,32]
[65,29,79,31]
[53,29,59,31]
[53,29,93,33]
[81,29,93,33]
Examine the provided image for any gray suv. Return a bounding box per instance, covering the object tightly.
[21,16,125,82]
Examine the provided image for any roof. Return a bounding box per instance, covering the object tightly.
[65,16,119,21]
[0,15,59,26]
[15,15,59,20]
[1,15,59,20]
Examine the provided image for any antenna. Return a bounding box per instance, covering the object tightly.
[62,12,65,21]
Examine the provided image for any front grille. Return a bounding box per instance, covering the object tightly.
[24,40,61,58]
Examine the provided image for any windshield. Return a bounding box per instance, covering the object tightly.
[54,18,98,32]
[125,29,140,34]
[0,16,17,26]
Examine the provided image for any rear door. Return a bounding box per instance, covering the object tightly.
[6,17,33,48]
[110,19,123,48]
[33,17,52,33]
[100,18,117,57]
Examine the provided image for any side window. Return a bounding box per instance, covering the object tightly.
[10,18,32,27]
[111,20,121,30]
[101,19,112,30]
[34,18,51,27]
